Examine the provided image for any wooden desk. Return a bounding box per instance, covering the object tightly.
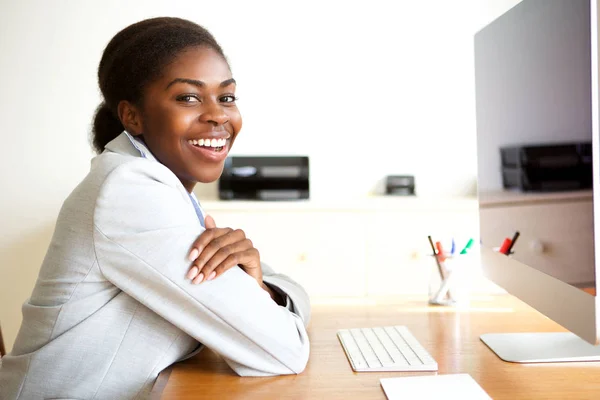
[154,295,600,399]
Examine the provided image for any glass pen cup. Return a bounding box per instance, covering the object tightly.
[428,252,475,306]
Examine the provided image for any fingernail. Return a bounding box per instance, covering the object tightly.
[193,273,204,284]
[188,248,199,261]
[187,266,199,280]
[208,271,216,281]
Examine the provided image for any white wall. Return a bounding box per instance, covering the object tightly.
[0,0,521,351]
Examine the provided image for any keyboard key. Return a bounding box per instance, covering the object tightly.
[363,329,394,366]
[373,327,407,365]
[338,326,438,372]
[338,331,368,370]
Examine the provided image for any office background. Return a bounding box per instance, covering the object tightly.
[0,0,520,352]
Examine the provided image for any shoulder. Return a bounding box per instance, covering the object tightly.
[91,153,196,233]
[92,152,188,201]
[92,152,179,188]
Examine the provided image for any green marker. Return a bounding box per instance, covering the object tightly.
[459,238,474,254]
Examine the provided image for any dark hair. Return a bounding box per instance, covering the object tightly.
[91,17,228,153]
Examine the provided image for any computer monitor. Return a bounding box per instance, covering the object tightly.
[474,0,600,362]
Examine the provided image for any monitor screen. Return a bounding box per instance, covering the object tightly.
[475,0,600,356]
[475,0,595,291]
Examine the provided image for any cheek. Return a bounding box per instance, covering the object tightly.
[163,110,197,133]
[143,101,196,133]
[230,111,243,135]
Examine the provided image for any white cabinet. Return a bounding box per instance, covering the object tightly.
[206,210,367,297]
[365,209,479,295]
[200,197,480,298]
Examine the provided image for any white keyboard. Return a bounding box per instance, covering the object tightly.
[337,326,438,372]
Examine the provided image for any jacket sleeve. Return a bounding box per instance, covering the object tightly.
[261,262,311,328]
[92,160,310,376]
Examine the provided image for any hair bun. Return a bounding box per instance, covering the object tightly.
[92,102,124,153]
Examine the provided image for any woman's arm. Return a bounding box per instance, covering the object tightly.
[261,261,311,328]
[185,215,311,326]
[93,160,310,376]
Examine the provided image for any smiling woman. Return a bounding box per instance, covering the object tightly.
[0,17,310,400]
[93,20,242,188]
[117,47,242,188]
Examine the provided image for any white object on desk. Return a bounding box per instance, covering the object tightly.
[337,326,438,372]
[380,374,492,400]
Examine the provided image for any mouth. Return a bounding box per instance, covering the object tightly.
[186,137,230,162]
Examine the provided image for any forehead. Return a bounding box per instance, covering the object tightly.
[160,46,232,84]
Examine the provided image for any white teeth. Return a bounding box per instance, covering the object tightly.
[188,138,228,148]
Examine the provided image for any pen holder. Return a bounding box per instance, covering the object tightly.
[428,253,473,306]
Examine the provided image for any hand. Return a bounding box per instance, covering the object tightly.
[186,215,262,285]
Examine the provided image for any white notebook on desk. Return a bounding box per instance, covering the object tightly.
[380,374,492,400]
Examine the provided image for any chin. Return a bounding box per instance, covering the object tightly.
[195,166,225,184]
[196,176,220,184]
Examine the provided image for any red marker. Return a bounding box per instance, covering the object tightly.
[499,238,512,255]
[435,241,446,262]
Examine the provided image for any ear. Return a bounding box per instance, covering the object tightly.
[117,100,143,136]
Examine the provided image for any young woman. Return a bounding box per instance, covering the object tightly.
[0,17,310,399]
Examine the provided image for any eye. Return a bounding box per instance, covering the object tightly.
[220,95,238,103]
[176,94,200,103]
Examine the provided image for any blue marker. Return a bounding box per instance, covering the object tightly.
[450,238,456,256]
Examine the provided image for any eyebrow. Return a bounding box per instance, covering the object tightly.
[165,78,236,90]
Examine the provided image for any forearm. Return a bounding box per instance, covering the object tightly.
[260,261,311,327]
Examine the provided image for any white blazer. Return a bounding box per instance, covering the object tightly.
[0,132,311,399]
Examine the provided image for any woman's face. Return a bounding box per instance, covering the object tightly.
[133,46,242,192]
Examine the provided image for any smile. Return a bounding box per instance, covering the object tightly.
[187,138,227,152]
[186,137,230,162]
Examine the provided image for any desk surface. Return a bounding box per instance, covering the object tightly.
[154,295,600,400]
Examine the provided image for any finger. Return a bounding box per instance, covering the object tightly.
[186,226,238,280]
[202,248,259,284]
[193,238,253,284]
[205,214,216,229]
[186,265,199,280]
[187,227,231,261]
[192,270,205,284]
[194,229,246,268]
[193,234,250,281]
[188,229,245,281]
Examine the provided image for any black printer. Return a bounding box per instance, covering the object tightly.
[218,156,309,200]
[500,142,592,191]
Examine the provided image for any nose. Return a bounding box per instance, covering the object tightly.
[199,101,229,126]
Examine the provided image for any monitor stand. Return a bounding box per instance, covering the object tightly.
[481,333,600,363]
